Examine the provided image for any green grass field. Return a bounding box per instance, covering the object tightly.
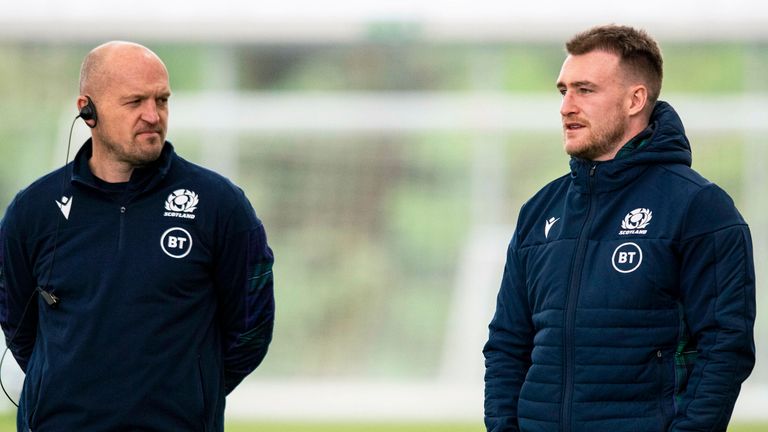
[226,424,768,432]
[227,423,483,432]
[224,423,768,432]
[0,417,482,431]
[0,415,766,432]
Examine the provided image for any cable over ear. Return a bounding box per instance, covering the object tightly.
[79,96,98,128]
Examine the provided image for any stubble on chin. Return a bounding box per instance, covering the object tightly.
[106,138,164,167]
[563,124,626,161]
[133,140,165,165]
[565,140,616,161]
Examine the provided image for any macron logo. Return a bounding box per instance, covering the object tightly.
[56,196,73,220]
[544,217,560,239]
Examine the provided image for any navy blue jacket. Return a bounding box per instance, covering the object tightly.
[484,102,755,432]
[0,141,275,431]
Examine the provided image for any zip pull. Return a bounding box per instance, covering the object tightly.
[589,164,598,177]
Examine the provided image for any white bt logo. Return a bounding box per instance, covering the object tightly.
[161,227,193,259]
[612,242,643,273]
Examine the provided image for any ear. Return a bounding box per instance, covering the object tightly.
[627,85,648,117]
[76,95,89,113]
[76,95,97,128]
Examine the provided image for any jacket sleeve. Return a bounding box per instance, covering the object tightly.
[483,234,535,432]
[670,185,756,431]
[0,202,39,373]
[214,192,275,395]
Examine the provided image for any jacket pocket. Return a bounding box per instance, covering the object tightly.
[23,372,43,430]
[655,349,674,430]
[673,304,698,413]
[674,349,697,403]
[197,356,209,432]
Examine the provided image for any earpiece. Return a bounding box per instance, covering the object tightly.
[79,96,98,127]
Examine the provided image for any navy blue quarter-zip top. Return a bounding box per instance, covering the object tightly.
[0,140,275,432]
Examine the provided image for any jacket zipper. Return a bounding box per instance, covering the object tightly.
[561,163,598,432]
[118,205,126,250]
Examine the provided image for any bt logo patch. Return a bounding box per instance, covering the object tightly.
[161,227,193,259]
[611,242,643,273]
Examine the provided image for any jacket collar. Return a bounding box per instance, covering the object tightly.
[71,139,175,196]
[568,101,692,194]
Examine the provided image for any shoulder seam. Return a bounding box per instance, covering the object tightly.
[657,164,710,188]
[680,222,748,244]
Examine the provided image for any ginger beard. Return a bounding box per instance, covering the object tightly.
[563,100,629,161]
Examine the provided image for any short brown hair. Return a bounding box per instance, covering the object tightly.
[566,24,663,106]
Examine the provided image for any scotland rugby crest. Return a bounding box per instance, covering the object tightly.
[619,208,652,235]
[164,189,199,219]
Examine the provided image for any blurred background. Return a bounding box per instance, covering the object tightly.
[1,0,766,429]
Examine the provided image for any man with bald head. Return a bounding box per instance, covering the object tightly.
[77,41,172,181]
[0,41,275,431]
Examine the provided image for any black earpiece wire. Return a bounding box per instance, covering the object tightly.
[0,113,80,407]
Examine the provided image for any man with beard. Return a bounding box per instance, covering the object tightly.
[484,25,755,432]
[0,41,275,431]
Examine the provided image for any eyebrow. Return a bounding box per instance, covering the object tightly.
[557,80,597,89]
[119,91,172,101]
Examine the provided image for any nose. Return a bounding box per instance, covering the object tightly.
[560,91,578,118]
[141,100,161,124]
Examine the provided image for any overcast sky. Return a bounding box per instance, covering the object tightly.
[2,0,767,42]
